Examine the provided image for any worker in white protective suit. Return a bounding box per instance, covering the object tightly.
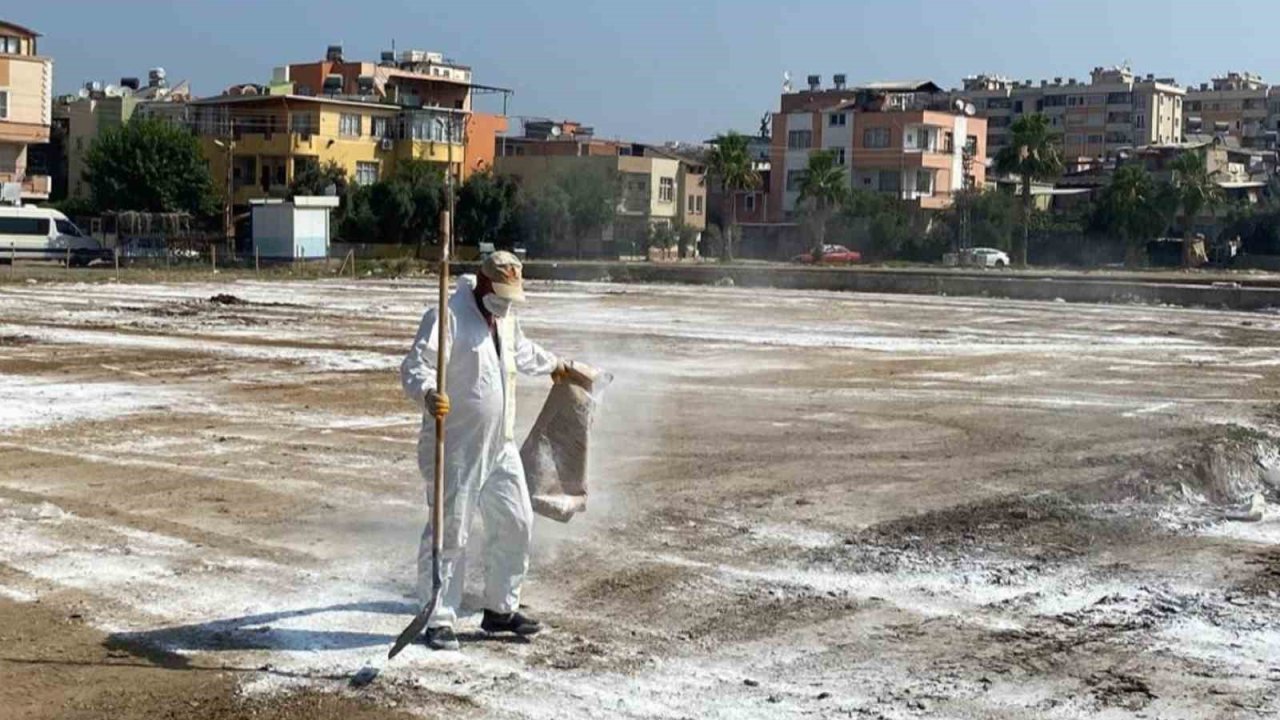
[400,251,577,651]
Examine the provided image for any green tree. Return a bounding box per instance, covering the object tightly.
[289,159,347,198]
[83,116,216,216]
[706,131,761,262]
[456,170,520,248]
[1167,150,1222,267]
[516,182,571,257]
[392,160,447,255]
[557,165,618,259]
[938,188,1020,253]
[868,208,911,261]
[1091,164,1171,267]
[676,222,699,259]
[796,150,847,255]
[336,160,445,252]
[993,114,1064,267]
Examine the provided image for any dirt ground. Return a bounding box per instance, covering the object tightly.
[2,276,1280,718]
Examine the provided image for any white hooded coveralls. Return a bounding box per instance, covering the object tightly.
[400,274,558,628]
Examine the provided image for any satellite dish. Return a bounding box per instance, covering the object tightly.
[783,71,794,94]
[549,125,562,137]
[964,102,976,116]
[954,98,965,113]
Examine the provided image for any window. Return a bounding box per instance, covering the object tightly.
[0,90,7,120]
[915,171,933,195]
[787,130,812,149]
[1135,115,1145,129]
[355,161,379,186]
[1013,100,1024,113]
[1107,92,1133,105]
[659,177,675,202]
[0,217,50,235]
[1086,94,1105,106]
[744,194,756,212]
[828,112,847,127]
[371,117,389,138]
[55,219,84,237]
[1087,134,1104,145]
[878,171,901,193]
[291,112,317,135]
[695,195,704,213]
[0,36,20,54]
[786,170,804,192]
[339,113,362,137]
[986,98,1011,110]
[832,147,846,165]
[863,127,891,148]
[1043,95,1066,107]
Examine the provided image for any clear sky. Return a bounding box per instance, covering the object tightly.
[14,0,1280,143]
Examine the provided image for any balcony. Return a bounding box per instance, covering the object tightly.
[0,172,50,199]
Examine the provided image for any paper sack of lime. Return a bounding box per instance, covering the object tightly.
[521,360,612,522]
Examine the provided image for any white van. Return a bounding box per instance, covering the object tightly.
[0,206,106,266]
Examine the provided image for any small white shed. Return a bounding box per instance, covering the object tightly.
[250,196,341,260]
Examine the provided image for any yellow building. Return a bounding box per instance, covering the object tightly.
[184,94,469,207]
[0,19,53,200]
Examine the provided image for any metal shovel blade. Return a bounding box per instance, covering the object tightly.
[387,555,442,659]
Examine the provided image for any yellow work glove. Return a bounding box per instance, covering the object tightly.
[425,389,451,419]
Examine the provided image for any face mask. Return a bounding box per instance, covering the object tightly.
[482,293,513,318]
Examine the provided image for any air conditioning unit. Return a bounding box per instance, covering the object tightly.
[381,137,394,151]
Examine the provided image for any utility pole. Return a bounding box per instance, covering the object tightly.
[214,129,235,262]
[224,135,235,260]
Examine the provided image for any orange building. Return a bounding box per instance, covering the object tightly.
[769,80,985,220]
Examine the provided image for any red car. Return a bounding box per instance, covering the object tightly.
[791,245,862,265]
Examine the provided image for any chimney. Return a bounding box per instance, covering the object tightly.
[807,74,821,92]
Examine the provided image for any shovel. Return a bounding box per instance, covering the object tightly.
[388,211,452,660]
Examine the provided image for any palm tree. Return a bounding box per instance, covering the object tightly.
[1094,164,1169,267]
[1167,150,1222,267]
[706,131,761,262]
[797,150,848,255]
[993,114,1064,267]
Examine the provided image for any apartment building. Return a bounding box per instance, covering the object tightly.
[186,94,477,207]
[182,45,507,209]
[768,79,985,221]
[61,69,191,200]
[957,66,1184,161]
[494,121,705,257]
[1183,72,1277,149]
[0,20,52,201]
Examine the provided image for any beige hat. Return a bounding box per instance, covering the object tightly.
[481,251,526,302]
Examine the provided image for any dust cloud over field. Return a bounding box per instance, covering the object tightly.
[3,277,1280,718]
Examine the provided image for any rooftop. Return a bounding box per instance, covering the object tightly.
[0,20,39,38]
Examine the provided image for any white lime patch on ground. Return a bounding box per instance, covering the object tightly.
[0,376,191,431]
